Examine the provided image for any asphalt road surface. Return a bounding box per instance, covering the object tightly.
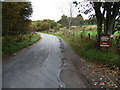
[3,33,88,88]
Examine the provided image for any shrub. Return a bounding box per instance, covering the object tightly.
[39,22,50,31]
[2,33,41,56]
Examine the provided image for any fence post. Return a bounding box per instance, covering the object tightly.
[81,33,83,39]
[88,33,90,39]
[73,32,74,36]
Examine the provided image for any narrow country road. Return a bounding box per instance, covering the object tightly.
[3,33,88,88]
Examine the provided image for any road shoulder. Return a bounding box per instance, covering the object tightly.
[58,37,119,88]
[58,37,92,88]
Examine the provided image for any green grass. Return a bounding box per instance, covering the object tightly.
[114,31,120,36]
[2,33,41,57]
[47,30,120,68]
[67,30,119,36]
[72,30,97,36]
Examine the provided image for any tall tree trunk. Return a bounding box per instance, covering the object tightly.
[96,19,102,43]
[105,2,119,38]
[106,19,114,35]
[68,18,72,29]
[93,2,103,43]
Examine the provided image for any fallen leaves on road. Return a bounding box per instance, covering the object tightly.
[77,58,119,88]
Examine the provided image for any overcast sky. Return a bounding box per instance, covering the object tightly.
[29,0,89,21]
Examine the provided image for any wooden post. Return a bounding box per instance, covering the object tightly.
[88,33,90,40]
[81,34,83,39]
[72,32,74,36]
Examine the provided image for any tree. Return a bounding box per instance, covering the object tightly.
[40,22,50,31]
[73,0,120,42]
[43,19,57,29]
[72,14,84,26]
[57,15,68,27]
[2,2,33,36]
[31,19,60,31]
[88,15,96,25]
[58,14,84,27]
[59,0,78,28]
[67,1,76,28]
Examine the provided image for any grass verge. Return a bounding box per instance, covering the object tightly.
[2,33,41,57]
[46,30,120,68]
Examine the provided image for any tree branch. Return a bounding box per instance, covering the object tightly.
[112,2,120,20]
